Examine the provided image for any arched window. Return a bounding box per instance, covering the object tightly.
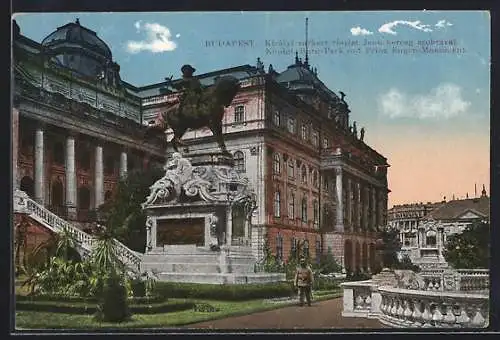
[312,131,319,147]
[20,176,34,197]
[426,230,437,246]
[274,191,281,218]
[301,196,308,222]
[323,176,329,191]
[301,165,307,184]
[303,239,309,258]
[288,192,295,219]
[276,233,284,261]
[287,159,295,178]
[273,110,281,126]
[104,156,115,175]
[315,238,322,264]
[79,148,91,171]
[273,153,281,174]
[53,142,64,165]
[233,151,245,172]
[313,171,319,188]
[313,200,319,226]
[287,118,295,133]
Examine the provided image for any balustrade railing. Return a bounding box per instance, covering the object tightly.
[15,190,141,270]
[378,287,488,328]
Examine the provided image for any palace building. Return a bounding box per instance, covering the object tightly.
[13,19,390,273]
[388,187,490,269]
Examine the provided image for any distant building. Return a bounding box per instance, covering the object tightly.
[390,187,490,269]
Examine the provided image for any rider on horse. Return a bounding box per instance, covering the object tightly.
[169,64,203,113]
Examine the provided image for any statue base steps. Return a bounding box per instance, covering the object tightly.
[155,272,286,285]
[141,245,286,284]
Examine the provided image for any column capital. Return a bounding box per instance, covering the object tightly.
[335,166,342,176]
[36,121,47,131]
[66,130,79,138]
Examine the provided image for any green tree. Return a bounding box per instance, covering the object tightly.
[443,221,489,269]
[97,166,164,252]
[379,227,402,269]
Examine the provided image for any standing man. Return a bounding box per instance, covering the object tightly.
[294,257,314,306]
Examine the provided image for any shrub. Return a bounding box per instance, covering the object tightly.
[312,276,340,291]
[346,270,371,282]
[314,248,342,274]
[95,273,131,322]
[153,282,294,301]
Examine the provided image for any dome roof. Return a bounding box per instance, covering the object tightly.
[41,18,112,60]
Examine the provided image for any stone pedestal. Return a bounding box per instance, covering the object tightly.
[141,151,285,284]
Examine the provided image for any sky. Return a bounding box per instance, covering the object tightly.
[13,11,491,207]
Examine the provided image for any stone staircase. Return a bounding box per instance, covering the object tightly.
[13,190,142,271]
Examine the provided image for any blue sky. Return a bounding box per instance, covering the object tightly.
[13,11,491,205]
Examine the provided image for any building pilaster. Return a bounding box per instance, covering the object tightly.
[119,150,128,180]
[65,132,77,219]
[34,125,45,205]
[335,167,344,232]
[94,144,104,209]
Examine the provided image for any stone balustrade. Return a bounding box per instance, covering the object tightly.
[14,189,141,270]
[341,268,489,328]
[378,287,489,328]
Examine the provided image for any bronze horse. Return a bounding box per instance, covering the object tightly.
[145,76,240,154]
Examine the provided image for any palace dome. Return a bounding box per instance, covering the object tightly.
[41,18,114,78]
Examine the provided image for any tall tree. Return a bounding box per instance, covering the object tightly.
[443,220,489,269]
[97,165,165,253]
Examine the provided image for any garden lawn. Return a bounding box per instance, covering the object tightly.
[15,291,342,330]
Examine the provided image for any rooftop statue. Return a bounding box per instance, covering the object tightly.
[145,64,240,155]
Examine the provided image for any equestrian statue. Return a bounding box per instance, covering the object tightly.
[145,64,240,154]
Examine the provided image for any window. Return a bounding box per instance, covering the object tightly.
[273,110,281,126]
[312,131,319,147]
[288,192,295,219]
[79,149,91,171]
[53,142,64,165]
[301,196,308,222]
[276,233,284,261]
[233,151,245,172]
[128,158,135,171]
[104,156,114,175]
[312,171,319,188]
[273,153,281,175]
[301,165,307,184]
[274,191,281,218]
[323,176,329,191]
[301,125,308,140]
[426,230,437,247]
[291,237,297,252]
[287,117,295,133]
[313,200,319,226]
[323,138,329,149]
[287,160,295,178]
[234,105,245,123]
[303,239,309,257]
[315,238,322,264]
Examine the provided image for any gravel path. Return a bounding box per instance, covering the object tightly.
[184,297,386,330]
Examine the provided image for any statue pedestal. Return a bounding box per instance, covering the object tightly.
[141,151,285,284]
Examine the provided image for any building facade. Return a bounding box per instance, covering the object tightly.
[389,188,490,269]
[13,19,390,273]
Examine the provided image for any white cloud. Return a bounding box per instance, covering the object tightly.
[475,88,481,94]
[126,22,177,54]
[350,26,374,36]
[176,33,181,38]
[378,83,471,119]
[435,19,453,28]
[378,20,433,35]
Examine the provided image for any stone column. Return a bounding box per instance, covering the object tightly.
[12,107,19,190]
[371,187,376,231]
[356,182,361,232]
[65,133,77,219]
[94,144,104,209]
[34,125,45,205]
[347,178,352,229]
[119,150,128,180]
[226,206,233,246]
[335,167,344,231]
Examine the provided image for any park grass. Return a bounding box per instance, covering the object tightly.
[15,291,342,330]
